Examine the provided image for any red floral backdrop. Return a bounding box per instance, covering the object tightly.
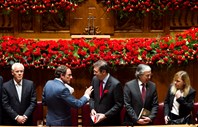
[0,27,197,69]
[1,0,197,15]
[0,0,81,14]
[102,0,198,13]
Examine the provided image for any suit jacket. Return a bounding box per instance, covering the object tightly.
[123,79,158,125]
[2,79,37,125]
[42,79,88,126]
[164,86,196,119]
[89,75,123,126]
[0,76,3,124]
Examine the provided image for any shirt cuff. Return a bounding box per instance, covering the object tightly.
[15,115,19,120]
[84,94,90,100]
[23,115,28,119]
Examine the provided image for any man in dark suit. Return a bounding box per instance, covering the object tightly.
[42,65,93,126]
[2,63,37,125]
[89,60,123,126]
[0,75,3,124]
[123,64,158,125]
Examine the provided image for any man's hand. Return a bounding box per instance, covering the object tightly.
[164,115,170,124]
[84,86,93,96]
[137,116,151,125]
[90,109,97,116]
[94,113,106,124]
[16,115,27,124]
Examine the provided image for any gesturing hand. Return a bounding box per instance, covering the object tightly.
[175,90,182,99]
[85,86,93,96]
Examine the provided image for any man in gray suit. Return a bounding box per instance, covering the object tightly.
[42,65,93,126]
[123,64,158,125]
[2,63,37,125]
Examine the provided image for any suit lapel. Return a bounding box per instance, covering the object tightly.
[96,80,100,101]
[134,80,143,104]
[144,82,153,107]
[144,83,149,105]
[21,79,26,103]
[11,80,21,102]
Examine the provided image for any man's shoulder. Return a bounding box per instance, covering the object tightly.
[23,79,34,84]
[46,79,59,84]
[45,79,62,87]
[108,75,121,85]
[147,81,156,87]
[125,79,136,85]
[3,79,13,85]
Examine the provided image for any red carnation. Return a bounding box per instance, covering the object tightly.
[104,90,109,94]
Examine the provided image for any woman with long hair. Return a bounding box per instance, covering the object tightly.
[164,71,196,124]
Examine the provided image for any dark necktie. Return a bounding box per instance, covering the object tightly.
[142,84,146,103]
[99,80,103,98]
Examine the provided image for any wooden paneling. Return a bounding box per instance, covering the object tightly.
[170,10,198,30]
[0,8,197,38]
[0,12,14,34]
[70,0,114,35]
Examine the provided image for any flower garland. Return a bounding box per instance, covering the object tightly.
[0,0,83,14]
[0,27,197,69]
[99,0,198,18]
[0,0,197,16]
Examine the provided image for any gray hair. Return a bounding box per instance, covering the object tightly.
[135,64,151,78]
[11,63,24,71]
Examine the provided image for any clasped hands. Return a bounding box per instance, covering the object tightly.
[137,116,151,125]
[16,115,27,124]
[90,109,106,124]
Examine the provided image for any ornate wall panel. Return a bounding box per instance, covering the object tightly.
[150,13,164,31]
[170,10,198,30]
[0,12,14,33]
[41,12,70,32]
[20,13,34,32]
[115,13,144,32]
[70,0,114,35]
[0,8,197,38]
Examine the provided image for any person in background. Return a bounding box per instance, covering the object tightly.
[123,64,158,125]
[0,75,3,124]
[164,70,196,124]
[2,63,37,125]
[89,60,123,126]
[42,65,93,126]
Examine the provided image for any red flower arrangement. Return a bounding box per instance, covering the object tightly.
[0,27,197,69]
[0,0,81,14]
[98,0,198,18]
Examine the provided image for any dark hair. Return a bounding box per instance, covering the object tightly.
[54,65,67,78]
[93,60,110,73]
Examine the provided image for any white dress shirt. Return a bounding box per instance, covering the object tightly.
[14,80,22,102]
